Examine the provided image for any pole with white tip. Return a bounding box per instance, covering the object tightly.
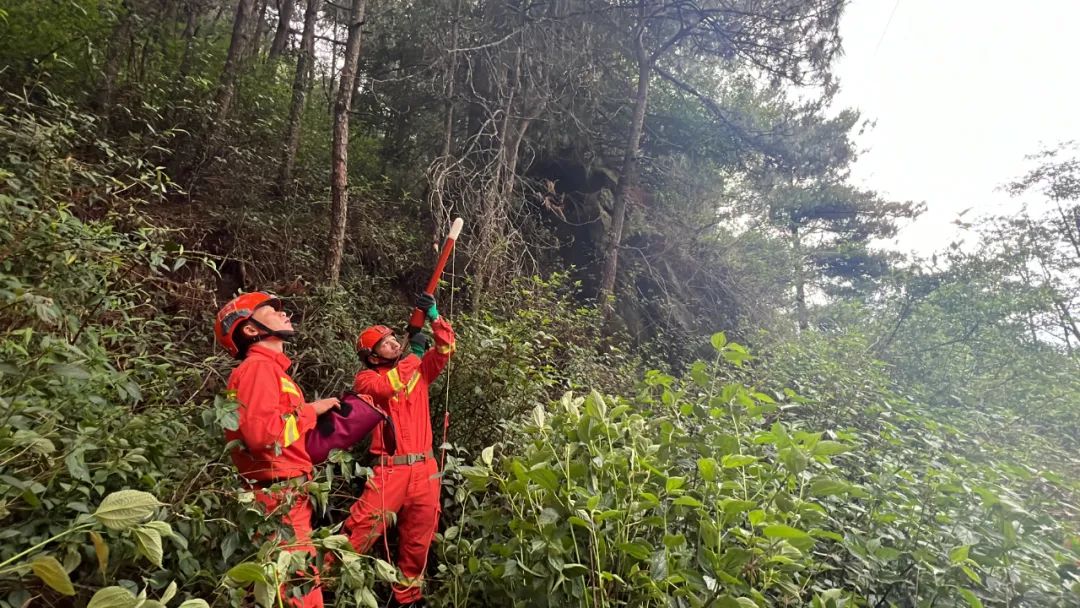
[408,218,464,334]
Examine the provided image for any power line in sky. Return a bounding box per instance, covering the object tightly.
[874,0,902,55]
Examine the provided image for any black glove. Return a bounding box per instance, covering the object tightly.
[409,332,432,356]
[415,293,438,321]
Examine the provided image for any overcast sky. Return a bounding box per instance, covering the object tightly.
[831,0,1080,257]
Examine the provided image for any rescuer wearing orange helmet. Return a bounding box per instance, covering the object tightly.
[214,292,340,608]
[344,293,455,607]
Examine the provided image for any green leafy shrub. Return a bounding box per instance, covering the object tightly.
[754,331,1080,607]
[433,336,859,607]
[431,273,639,453]
[0,88,216,605]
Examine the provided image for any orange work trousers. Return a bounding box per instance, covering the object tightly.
[344,457,441,604]
[253,489,324,608]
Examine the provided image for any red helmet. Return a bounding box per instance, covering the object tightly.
[215,292,282,358]
[356,325,394,357]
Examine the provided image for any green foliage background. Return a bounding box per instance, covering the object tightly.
[1,1,1079,607]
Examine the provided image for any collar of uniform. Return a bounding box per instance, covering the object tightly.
[247,343,293,371]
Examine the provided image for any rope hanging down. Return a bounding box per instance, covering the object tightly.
[440,242,455,472]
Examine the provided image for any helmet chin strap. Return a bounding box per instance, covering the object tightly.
[249,319,297,342]
[367,353,403,368]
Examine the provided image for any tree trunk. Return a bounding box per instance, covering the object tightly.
[441,0,460,158]
[327,19,339,114]
[95,0,135,124]
[268,0,296,61]
[324,0,367,286]
[251,0,271,58]
[177,3,200,81]
[792,224,809,331]
[277,0,320,194]
[599,35,649,320]
[212,0,256,133]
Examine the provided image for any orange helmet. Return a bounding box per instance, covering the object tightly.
[214,292,282,358]
[356,325,395,358]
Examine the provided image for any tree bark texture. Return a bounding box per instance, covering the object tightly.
[441,0,460,158]
[95,0,135,123]
[599,34,650,320]
[792,224,809,331]
[278,0,320,193]
[252,0,270,58]
[324,0,367,286]
[213,0,256,131]
[269,0,296,61]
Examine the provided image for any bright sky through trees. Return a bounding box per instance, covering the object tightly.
[833,0,1080,255]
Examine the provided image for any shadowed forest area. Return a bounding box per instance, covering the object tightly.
[1,0,1079,606]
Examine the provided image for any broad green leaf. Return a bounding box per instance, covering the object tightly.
[530,404,546,428]
[538,507,560,526]
[812,441,850,457]
[161,581,177,605]
[31,555,75,596]
[961,565,981,584]
[720,499,756,515]
[595,509,624,522]
[617,542,651,561]
[713,596,757,608]
[663,533,686,548]
[254,581,276,608]
[321,534,353,552]
[568,516,591,529]
[949,545,970,564]
[358,587,378,608]
[92,490,162,531]
[779,447,806,474]
[872,546,903,562]
[49,363,91,379]
[690,361,711,387]
[87,586,137,608]
[673,496,703,508]
[748,510,766,527]
[374,559,397,582]
[665,477,685,492]
[134,526,163,567]
[763,524,810,539]
[562,563,589,577]
[722,454,757,468]
[808,478,850,497]
[143,521,173,537]
[525,468,559,493]
[710,332,727,350]
[481,446,494,467]
[13,430,55,455]
[809,529,844,542]
[177,601,210,608]
[697,457,718,482]
[958,588,984,608]
[226,562,268,584]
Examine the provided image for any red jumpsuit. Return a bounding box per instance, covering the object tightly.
[346,318,455,605]
[226,344,323,608]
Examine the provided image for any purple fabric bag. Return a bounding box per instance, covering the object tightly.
[305,391,393,463]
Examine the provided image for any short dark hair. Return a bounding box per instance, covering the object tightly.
[234,321,260,358]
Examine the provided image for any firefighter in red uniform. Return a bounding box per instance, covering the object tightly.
[345,294,455,606]
[214,292,340,608]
